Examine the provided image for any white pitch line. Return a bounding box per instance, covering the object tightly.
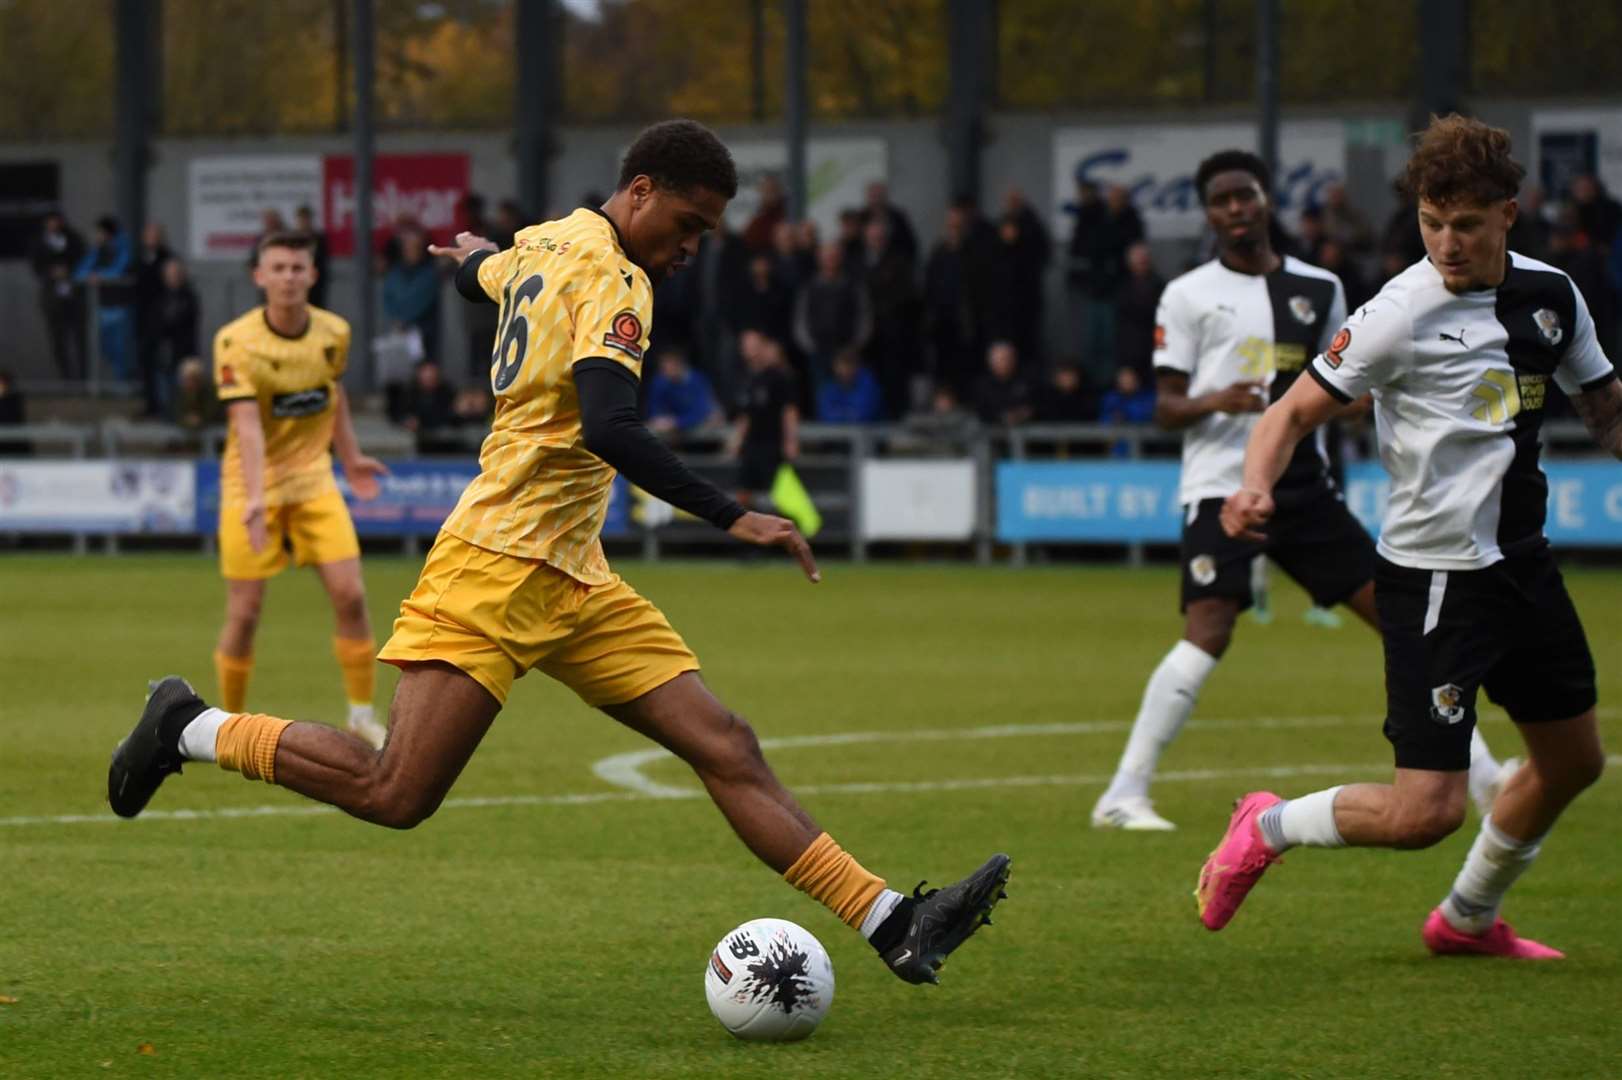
[10,754,1617,831]
[593,714,1368,798]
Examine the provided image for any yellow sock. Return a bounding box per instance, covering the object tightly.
[333,636,377,707]
[215,713,292,783]
[214,650,254,713]
[783,832,887,929]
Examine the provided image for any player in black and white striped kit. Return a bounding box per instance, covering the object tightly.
[1198,116,1622,957]
[1090,149,1507,832]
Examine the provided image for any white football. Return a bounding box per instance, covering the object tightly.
[704,917,835,1042]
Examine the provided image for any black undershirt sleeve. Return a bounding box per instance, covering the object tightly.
[573,359,747,532]
[455,250,496,304]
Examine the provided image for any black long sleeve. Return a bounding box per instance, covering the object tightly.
[456,250,497,303]
[573,359,746,532]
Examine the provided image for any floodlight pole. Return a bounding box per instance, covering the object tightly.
[944,0,993,204]
[114,0,158,256]
[353,0,376,387]
[784,0,808,220]
[516,0,560,219]
[1255,0,1280,179]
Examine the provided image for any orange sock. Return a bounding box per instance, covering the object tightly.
[332,636,376,707]
[215,713,292,783]
[214,650,253,712]
[783,832,887,929]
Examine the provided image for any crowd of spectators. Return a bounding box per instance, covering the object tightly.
[12,167,1621,459]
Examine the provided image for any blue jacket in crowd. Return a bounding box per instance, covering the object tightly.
[817,367,883,424]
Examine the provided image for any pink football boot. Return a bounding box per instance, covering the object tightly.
[1195,791,1283,931]
[1422,908,1564,960]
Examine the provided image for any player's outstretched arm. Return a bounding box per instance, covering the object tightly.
[1571,375,1622,459]
[428,231,498,267]
[1222,375,1341,541]
[331,385,389,500]
[574,359,820,584]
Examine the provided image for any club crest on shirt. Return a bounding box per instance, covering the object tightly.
[1429,683,1467,726]
[1188,554,1217,587]
[1533,308,1563,346]
[603,310,645,360]
[1288,295,1316,325]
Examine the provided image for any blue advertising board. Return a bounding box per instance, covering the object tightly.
[997,460,1622,547]
[195,460,635,539]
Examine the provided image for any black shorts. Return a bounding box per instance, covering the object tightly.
[1179,490,1375,612]
[1376,551,1597,772]
[736,444,781,493]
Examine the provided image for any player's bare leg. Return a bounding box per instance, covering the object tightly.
[213,578,266,711]
[603,671,819,871]
[1094,596,1236,831]
[605,671,1009,985]
[110,662,498,829]
[313,556,387,748]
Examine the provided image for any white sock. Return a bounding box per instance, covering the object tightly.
[1103,640,1218,803]
[859,888,906,940]
[178,706,232,762]
[1439,815,1542,935]
[348,702,376,725]
[1257,786,1345,853]
[1466,725,1500,803]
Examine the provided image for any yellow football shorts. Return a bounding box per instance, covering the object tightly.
[219,487,361,581]
[377,530,699,708]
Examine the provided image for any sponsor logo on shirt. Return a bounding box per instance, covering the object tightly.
[603,310,645,361]
[270,386,331,418]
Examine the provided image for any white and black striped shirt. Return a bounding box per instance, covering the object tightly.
[1310,252,1618,571]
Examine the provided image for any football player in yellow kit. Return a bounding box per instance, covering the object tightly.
[113,121,1007,986]
[210,232,389,748]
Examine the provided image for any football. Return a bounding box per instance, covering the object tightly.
[704,918,835,1042]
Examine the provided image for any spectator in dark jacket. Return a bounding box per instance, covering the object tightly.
[383,226,442,361]
[151,258,201,421]
[1066,182,1144,380]
[743,174,787,254]
[456,193,500,380]
[1035,363,1096,423]
[923,204,984,398]
[134,222,175,416]
[972,340,1034,426]
[735,252,796,349]
[1570,174,1622,254]
[864,180,919,263]
[986,209,1049,369]
[860,215,922,417]
[817,348,884,423]
[1115,242,1165,382]
[1548,223,1619,360]
[1507,185,1551,263]
[793,242,872,390]
[29,211,87,381]
[399,360,462,454]
[0,368,29,456]
[1317,240,1373,313]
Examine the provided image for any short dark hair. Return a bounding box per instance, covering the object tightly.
[1195,150,1271,205]
[255,230,317,262]
[1401,114,1524,208]
[617,119,738,199]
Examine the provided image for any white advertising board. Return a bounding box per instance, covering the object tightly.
[0,462,195,533]
[1051,121,1347,240]
[188,155,323,261]
[860,460,977,541]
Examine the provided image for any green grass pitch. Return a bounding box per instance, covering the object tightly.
[2,554,1619,1078]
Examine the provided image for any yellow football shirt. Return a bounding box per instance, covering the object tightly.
[214,306,351,507]
[439,207,655,584]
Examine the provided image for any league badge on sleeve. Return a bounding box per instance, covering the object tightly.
[1324,327,1351,369]
[604,310,645,361]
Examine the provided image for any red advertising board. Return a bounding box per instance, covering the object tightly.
[322,153,470,256]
